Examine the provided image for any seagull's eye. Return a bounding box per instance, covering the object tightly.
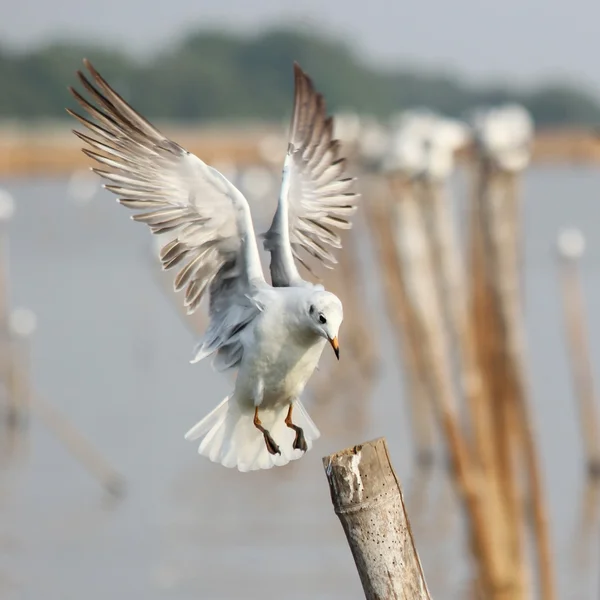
[319,314,327,324]
[309,305,315,315]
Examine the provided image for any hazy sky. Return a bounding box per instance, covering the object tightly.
[3,0,600,92]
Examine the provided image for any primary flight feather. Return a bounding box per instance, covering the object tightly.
[67,59,360,471]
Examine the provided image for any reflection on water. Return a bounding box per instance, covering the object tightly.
[0,169,599,599]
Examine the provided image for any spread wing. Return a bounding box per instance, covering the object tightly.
[67,59,268,371]
[262,62,360,287]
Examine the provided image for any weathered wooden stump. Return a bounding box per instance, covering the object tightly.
[323,437,431,600]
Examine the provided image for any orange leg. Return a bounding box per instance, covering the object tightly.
[285,403,308,452]
[253,406,280,455]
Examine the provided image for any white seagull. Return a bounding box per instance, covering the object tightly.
[67,60,360,471]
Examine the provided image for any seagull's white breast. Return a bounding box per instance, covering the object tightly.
[233,295,327,409]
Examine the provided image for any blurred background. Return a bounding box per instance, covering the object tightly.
[1,1,600,599]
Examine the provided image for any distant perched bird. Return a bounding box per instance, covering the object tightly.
[67,60,360,471]
[386,109,470,180]
[469,104,534,172]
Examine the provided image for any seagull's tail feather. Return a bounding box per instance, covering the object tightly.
[184,397,320,472]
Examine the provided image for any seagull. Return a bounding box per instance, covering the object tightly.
[67,60,360,471]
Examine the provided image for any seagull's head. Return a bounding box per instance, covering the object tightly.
[306,291,343,360]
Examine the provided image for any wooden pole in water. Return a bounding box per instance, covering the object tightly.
[366,184,500,596]
[366,175,437,466]
[419,174,527,597]
[556,228,600,477]
[469,163,530,598]
[417,178,497,471]
[476,162,555,600]
[322,437,431,600]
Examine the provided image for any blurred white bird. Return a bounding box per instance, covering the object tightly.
[469,104,534,172]
[386,109,470,180]
[67,60,360,471]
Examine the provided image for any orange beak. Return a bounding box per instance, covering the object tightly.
[329,336,340,360]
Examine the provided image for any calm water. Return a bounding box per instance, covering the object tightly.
[0,168,599,599]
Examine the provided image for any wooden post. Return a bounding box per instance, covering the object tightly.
[469,163,530,598]
[477,163,555,600]
[417,179,494,461]
[366,175,437,466]
[365,184,501,597]
[323,437,431,600]
[556,228,600,477]
[419,174,527,598]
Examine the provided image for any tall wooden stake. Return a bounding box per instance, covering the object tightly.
[323,437,431,600]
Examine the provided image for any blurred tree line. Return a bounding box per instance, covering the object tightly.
[1,27,600,126]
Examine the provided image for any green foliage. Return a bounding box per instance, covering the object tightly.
[1,28,599,126]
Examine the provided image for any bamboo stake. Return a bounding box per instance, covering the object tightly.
[417,179,494,462]
[366,175,437,466]
[419,174,530,598]
[323,437,431,600]
[556,228,600,477]
[366,188,500,596]
[467,108,534,596]
[504,173,525,309]
[469,164,529,598]
[417,179,510,549]
[477,163,555,600]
